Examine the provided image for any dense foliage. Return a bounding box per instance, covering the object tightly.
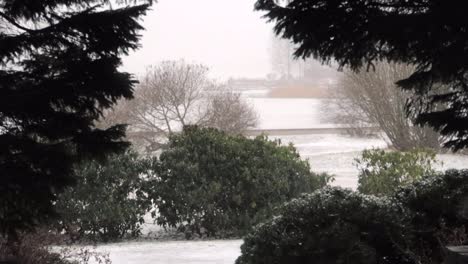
[394,170,468,263]
[356,148,437,196]
[255,0,468,150]
[236,187,407,264]
[55,152,154,242]
[0,0,150,239]
[236,170,468,264]
[149,126,331,238]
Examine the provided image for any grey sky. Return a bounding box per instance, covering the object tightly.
[122,0,273,81]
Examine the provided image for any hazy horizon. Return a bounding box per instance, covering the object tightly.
[122,0,273,81]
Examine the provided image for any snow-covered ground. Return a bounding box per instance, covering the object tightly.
[84,240,242,264]
[85,97,468,264]
[247,98,468,188]
[273,133,468,189]
[271,133,387,188]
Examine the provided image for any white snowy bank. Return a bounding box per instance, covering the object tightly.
[86,240,242,264]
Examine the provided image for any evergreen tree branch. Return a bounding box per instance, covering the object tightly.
[0,11,35,32]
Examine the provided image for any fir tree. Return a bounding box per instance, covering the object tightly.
[255,0,468,149]
[0,0,150,241]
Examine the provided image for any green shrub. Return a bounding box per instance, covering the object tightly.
[236,187,407,264]
[55,151,154,242]
[356,148,437,196]
[393,169,468,263]
[236,170,468,264]
[149,126,331,238]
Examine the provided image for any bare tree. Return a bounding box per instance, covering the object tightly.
[99,60,257,152]
[329,61,441,151]
[203,91,257,133]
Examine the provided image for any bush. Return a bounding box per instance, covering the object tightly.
[236,171,468,264]
[0,234,67,264]
[55,151,154,242]
[393,169,468,263]
[356,148,437,196]
[149,126,331,238]
[0,230,110,264]
[236,187,407,264]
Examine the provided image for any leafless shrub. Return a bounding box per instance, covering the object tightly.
[0,230,111,264]
[202,91,257,134]
[328,61,442,151]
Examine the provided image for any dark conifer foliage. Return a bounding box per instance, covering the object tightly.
[0,0,150,238]
[255,0,468,149]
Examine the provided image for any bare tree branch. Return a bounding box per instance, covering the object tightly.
[97,60,258,153]
[327,61,442,151]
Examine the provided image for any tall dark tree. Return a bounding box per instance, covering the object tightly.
[255,0,468,150]
[0,0,150,241]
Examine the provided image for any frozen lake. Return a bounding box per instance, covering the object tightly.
[249,98,337,129]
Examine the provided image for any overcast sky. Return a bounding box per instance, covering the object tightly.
[122,0,273,81]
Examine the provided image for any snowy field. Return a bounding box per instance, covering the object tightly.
[274,133,468,188]
[84,240,242,264]
[85,97,468,264]
[279,133,388,188]
[248,98,468,188]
